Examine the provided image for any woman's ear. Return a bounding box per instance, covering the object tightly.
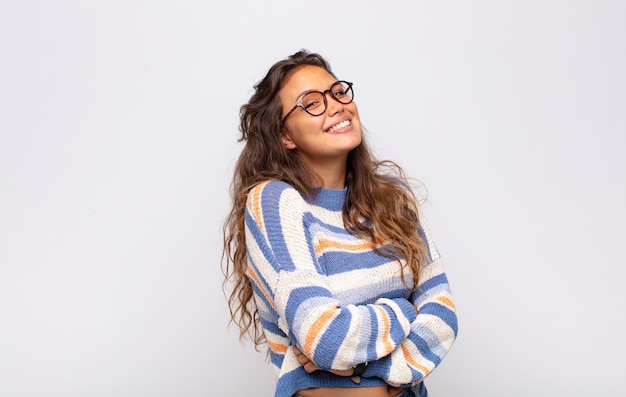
[280,131,297,150]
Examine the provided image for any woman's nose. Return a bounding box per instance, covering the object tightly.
[324,92,344,115]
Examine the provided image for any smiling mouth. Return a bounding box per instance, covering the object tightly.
[325,120,351,133]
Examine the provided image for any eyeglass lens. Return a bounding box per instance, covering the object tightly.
[301,81,353,116]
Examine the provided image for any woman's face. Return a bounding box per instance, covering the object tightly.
[278,65,362,170]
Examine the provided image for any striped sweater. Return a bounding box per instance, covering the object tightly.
[244,180,458,397]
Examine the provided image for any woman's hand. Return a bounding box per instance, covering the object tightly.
[293,345,355,377]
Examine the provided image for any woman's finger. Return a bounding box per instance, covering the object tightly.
[296,354,309,365]
[304,361,319,373]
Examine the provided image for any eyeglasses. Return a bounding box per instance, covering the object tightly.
[282,81,354,124]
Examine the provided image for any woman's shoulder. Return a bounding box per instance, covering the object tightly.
[249,180,298,197]
[247,180,303,208]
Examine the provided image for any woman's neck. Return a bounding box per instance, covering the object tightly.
[307,158,347,189]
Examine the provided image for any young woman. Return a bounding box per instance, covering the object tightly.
[222,50,458,397]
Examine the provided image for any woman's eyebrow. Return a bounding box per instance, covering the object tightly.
[294,81,339,100]
[294,88,315,100]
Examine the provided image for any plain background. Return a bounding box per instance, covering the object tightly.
[1,1,625,396]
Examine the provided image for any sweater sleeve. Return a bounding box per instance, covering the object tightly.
[360,210,458,387]
[245,181,418,371]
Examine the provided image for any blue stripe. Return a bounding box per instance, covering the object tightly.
[255,183,320,272]
[302,213,325,274]
[259,315,283,336]
[315,309,351,368]
[290,295,336,341]
[418,303,458,336]
[409,331,443,367]
[269,348,284,368]
[285,286,333,341]
[319,250,395,275]
[418,273,449,293]
[366,304,379,360]
[246,251,278,304]
[335,284,410,306]
[313,219,352,235]
[244,211,282,273]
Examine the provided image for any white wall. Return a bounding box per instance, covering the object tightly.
[1,1,624,396]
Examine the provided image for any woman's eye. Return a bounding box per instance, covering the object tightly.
[303,101,320,110]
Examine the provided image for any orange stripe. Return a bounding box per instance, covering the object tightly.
[401,344,430,375]
[436,296,455,310]
[373,305,394,355]
[246,265,276,311]
[267,340,288,354]
[303,309,336,356]
[249,183,266,235]
[313,239,374,255]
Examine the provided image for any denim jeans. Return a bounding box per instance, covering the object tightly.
[293,383,428,397]
[396,383,428,397]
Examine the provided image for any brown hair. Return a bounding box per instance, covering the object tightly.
[222,49,429,347]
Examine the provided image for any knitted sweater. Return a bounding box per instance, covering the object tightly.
[244,180,458,397]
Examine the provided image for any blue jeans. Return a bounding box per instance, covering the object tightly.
[293,383,427,397]
[397,383,428,397]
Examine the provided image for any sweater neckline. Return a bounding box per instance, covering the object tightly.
[310,186,347,211]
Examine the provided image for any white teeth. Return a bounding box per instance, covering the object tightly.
[327,120,351,132]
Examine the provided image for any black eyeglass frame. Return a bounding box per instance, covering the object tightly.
[281,81,354,124]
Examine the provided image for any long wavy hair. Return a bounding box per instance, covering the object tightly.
[222,49,429,347]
